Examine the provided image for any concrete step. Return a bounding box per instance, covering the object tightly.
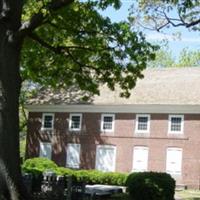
[176,184,187,191]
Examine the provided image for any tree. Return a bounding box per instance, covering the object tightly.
[0,0,156,199]
[147,46,175,67]
[129,0,200,32]
[177,48,200,67]
[147,47,200,67]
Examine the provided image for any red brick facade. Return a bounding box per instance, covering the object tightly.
[26,112,200,189]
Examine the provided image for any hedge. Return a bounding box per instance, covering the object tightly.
[126,172,175,200]
[22,158,128,186]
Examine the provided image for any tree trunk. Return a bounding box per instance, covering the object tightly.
[0,1,26,199]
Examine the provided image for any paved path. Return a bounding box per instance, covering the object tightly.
[175,194,183,200]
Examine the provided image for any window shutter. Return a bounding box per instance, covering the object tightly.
[39,142,52,159]
[166,148,182,174]
[133,146,148,172]
[66,144,80,168]
[96,145,116,172]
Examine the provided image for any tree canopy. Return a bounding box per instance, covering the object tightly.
[20,0,156,98]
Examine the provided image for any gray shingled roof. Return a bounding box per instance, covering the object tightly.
[28,67,200,105]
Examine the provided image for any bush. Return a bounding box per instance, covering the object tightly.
[126,172,175,200]
[22,157,58,175]
[73,170,127,185]
[22,158,128,186]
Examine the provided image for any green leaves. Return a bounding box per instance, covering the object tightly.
[21,0,156,97]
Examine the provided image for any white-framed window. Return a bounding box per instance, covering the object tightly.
[66,143,81,168]
[39,142,52,159]
[168,115,184,134]
[166,147,182,175]
[69,113,82,131]
[95,145,116,172]
[41,113,54,130]
[132,146,149,172]
[101,114,115,132]
[135,114,150,133]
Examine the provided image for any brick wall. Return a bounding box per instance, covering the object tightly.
[26,112,200,189]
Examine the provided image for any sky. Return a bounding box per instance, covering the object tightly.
[100,1,200,59]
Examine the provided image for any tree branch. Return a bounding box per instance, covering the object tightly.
[19,0,74,37]
[29,32,96,54]
[158,9,200,29]
[28,32,67,55]
[186,18,200,28]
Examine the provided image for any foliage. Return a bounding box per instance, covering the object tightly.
[22,157,58,175]
[177,48,200,67]
[22,158,128,185]
[147,47,200,67]
[129,0,200,32]
[20,1,157,98]
[147,46,175,67]
[20,139,26,161]
[73,170,128,185]
[126,172,175,200]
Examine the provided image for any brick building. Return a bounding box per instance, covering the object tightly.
[26,68,200,189]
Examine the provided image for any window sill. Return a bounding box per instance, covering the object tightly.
[41,128,53,131]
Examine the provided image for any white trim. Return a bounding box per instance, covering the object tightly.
[95,145,116,172]
[135,114,150,134]
[26,104,200,114]
[41,113,54,130]
[101,114,115,132]
[69,113,82,131]
[166,147,182,175]
[66,143,81,169]
[168,115,184,134]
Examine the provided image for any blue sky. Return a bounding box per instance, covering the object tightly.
[100,1,200,59]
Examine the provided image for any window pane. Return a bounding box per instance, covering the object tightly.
[71,116,80,129]
[171,117,182,131]
[103,116,113,130]
[138,117,148,130]
[44,115,53,128]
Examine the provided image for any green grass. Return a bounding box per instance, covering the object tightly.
[176,190,200,200]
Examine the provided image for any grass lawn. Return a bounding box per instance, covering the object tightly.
[176,190,200,200]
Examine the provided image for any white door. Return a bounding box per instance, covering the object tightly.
[66,144,80,168]
[166,148,182,175]
[95,145,116,172]
[133,146,148,172]
[39,142,52,159]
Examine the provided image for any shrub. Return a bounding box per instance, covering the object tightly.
[126,172,175,200]
[22,158,127,186]
[55,167,74,176]
[73,170,128,185]
[22,157,58,175]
